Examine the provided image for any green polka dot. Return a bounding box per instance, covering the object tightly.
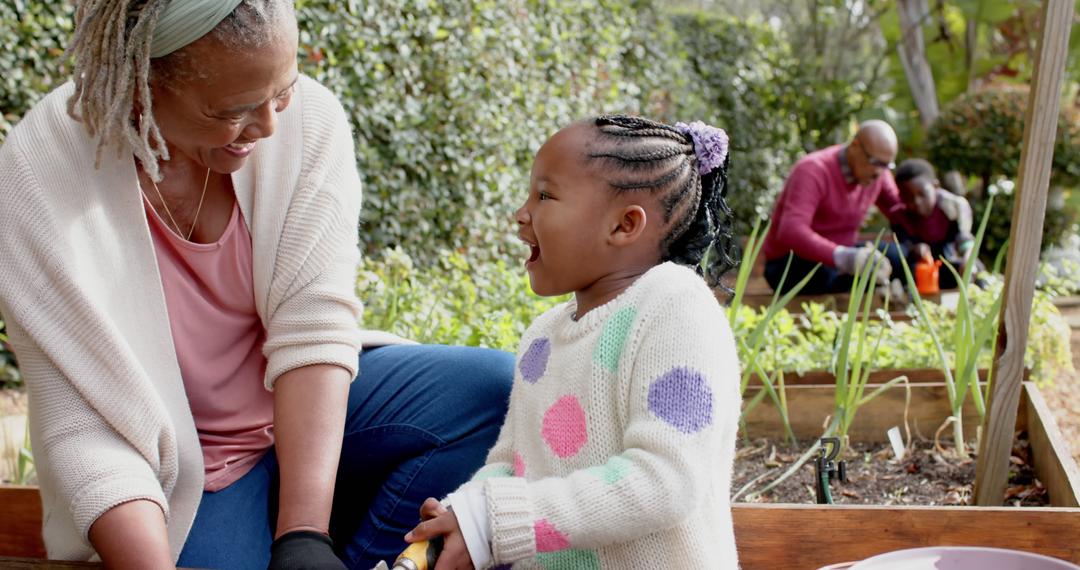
[471,464,513,481]
[593,306,637,372]
[587,456,633,484]
[537,549,601,570]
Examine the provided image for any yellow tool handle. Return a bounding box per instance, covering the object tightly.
[392,536,444,570]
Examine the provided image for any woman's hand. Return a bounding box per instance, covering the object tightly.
[405,498,473,570]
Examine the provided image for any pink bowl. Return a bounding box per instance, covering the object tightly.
[848,546,1080,570]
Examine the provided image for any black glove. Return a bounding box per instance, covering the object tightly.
[268,530,348,570]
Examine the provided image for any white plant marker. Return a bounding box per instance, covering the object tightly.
[887,426,906,460]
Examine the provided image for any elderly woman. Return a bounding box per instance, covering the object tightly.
[0,1,513,569]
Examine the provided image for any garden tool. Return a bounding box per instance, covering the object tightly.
[814,437,846,504]
[372,536,444,570]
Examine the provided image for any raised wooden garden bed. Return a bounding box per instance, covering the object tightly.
[0,484,46,559]
[735,379,1080,569]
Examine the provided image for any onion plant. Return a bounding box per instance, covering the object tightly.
[896,196,1003,458]
[728,218,819,443]
[829,234,910,450]
[739,234,910,500]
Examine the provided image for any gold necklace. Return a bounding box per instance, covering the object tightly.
[148,167,211,241]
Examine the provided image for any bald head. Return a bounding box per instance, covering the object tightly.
[849,119,898,185]
[856,120,898,156]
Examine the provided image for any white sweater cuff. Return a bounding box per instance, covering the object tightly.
[447,485,493,569]
[485,477,535,565]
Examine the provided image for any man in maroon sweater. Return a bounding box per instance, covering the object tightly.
[761,120,905,294]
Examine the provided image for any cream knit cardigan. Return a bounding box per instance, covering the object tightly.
[0,76,388,560]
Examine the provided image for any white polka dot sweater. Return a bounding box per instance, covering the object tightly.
[459,262,741,569]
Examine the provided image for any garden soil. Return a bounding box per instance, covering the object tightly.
[732,436,1048,507]
[735,307,1080,508]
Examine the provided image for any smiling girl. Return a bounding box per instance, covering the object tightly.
[406,115,742,569]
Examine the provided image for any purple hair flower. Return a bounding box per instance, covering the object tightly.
[675,120,729,176]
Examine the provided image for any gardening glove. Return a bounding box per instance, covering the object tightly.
[937,189,974,236]
[834,244,892,286]
[269,530,347,570]
[888,277,907,304]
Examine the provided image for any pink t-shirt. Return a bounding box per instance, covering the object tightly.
[144,197,274,491]
[762,144,902,266]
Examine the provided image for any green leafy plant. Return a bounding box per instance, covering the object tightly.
[296,0,696,264]
[356,247,566,352]
[0,317,19,388]
[1,415,34,485]
[897,196,1001,458]
[928,86,1080,190]
[970,177,1076,267]
[728,218,819,444]
[828,237,910,451]
[740,238,911,500]
[0,1,75,142]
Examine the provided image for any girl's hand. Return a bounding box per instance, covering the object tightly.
[406,498,474,570]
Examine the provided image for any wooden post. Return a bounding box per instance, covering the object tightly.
[974,0,1074,506]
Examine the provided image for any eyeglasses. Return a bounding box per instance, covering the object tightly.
[854,137,896,170]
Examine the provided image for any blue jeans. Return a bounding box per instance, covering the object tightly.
[177,344,514,570]
[765,242,904,295]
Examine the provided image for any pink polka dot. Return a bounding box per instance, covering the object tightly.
[513,452,526,477]
[541,395,588,458]
[534,519,571,553]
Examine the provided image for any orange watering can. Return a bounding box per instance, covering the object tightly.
[915,257,942,295]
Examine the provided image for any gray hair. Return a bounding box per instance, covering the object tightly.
[65,0,295,181]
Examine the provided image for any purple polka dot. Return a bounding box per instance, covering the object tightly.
[647,367,713,433]
[519,338,551,383]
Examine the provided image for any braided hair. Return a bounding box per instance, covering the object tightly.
[590,115,739,289]
[65,0,293,181]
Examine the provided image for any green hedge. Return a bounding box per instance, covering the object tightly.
[670,11,801,234]
[928,86,1080,189]
[928,86,1080,259]
[0,1,75,140]
[296,0,696,263]
[0,2,829,386]
[1,2,807,260]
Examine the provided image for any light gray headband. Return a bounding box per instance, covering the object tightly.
[150,0,245,58]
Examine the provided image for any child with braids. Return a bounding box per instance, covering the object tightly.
[405,115,742,569]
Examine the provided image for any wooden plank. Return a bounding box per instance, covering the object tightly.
[1051,295,1080,309]
[742,383,983,443]
[0,559,101,569]
[758,367,1007,387]
[975,0,1076,505]
[0,485,45,559]
[1023,383,1080,507]
[732,503,1080,569]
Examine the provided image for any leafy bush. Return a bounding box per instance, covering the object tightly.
[357,246,566,351]
[0,318,19,388]
[970,177,1077,264]
[297,0,693,264]
[0,1,75,141]
[670,11,801,235]
[928,86,1080,189]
